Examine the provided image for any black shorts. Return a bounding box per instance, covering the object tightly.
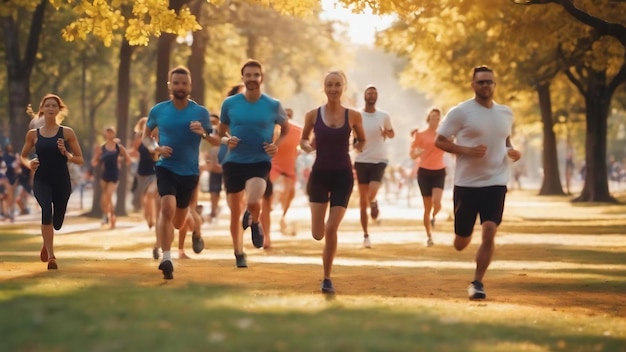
[264,179,273,199]
[208,172,222,193]
[354,162,387,184]
[307,169,354,208]
[222,161,271,194]
[453,185,507,237]
[155,166,199,209]
[417,167,446,196]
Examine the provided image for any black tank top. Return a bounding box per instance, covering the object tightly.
[35,127,69,177]
[312,107,352,171]
[137,144,156,176]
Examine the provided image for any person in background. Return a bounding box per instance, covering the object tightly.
[410,107,446,247]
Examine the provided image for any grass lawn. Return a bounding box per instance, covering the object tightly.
[0,190,625,351]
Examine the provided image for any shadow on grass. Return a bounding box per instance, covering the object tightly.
[0,279,623,352]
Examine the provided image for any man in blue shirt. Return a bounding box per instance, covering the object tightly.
[219,59,289,267]
[143,65,213,280]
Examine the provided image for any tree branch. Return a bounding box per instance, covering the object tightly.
[563,66,586,95]
[608,58,626,95]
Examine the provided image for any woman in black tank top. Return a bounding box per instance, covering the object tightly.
[299,71,366,294]
[19,94,84,270]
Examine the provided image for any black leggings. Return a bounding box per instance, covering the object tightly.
[33,175,72,230]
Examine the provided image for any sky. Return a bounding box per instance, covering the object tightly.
[320,0,396,46]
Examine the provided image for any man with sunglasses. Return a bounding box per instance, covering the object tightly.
[435,65,521,300]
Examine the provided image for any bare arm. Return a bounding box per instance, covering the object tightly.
[435,134,486,158]
[61,127,84,165]
[119,144,132,166]
[350,110,366,152]
[20,130,38,170]
[299,109,316,153]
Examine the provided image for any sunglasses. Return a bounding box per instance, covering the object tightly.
[475,80,494,86]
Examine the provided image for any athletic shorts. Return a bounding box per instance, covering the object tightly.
[222,161,271,194]
[208,172,223,193]
[417,167,446,197]
[354,162,387,184]
[453,185,507,237]
[155,166,199,209]
[307,169,353,208]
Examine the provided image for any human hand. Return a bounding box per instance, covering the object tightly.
[507,148,521,162]
[29,158,40,171]
[189,121,205,135]
[264,142,278,157]
[158,146,173,158]
[468,144,487,158]
[57,138,67,156]
[227,136,240,149]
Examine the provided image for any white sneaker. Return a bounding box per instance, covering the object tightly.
[363,237,372,248]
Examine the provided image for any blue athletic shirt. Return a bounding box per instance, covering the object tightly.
[220,93,286,164]
[147,100,211,176]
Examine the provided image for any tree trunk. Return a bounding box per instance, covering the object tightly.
[2,0,46,151]
[574,70,616,203]
[537,83,565,195]
[188,0,206,105]
[155,33,177,103]
[114,39,135,216]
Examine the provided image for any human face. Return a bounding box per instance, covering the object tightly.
[364,88,377,105]
[242,66,263,91]
[471,71,496,100]
[41,98,60,120]
[169,73,191,100]
[324,73,344,101]
[427,110,441,128]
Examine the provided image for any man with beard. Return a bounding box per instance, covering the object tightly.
[143,66,214,280]
[218,59,289,268]
[353,85,394,248]
[435,65,521,300]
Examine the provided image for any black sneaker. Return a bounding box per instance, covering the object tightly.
[468,280,486,300]
[370,201,379,220]
[152,247,160,260]
[242,209,251,230]
[250,222,264,249]
[321,278,335,294]
[192,232,204,254]
[235,253,247,268]
[158,260,174,280]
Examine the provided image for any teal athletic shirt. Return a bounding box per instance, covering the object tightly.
[147,100,211,176]
[220,93,287,164]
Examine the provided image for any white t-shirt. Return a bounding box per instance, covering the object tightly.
[355,109,393,163]
[437,98,513,187]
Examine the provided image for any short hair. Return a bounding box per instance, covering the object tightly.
[241,59,263,76]
[472,65,494,79]
[169,66,191,82]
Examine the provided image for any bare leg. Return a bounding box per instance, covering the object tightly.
[227,191,245,254]
[323,205,348,279]
[474,221,497,283]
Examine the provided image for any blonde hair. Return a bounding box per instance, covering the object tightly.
[134,117,148,133]
[37,93,68,124]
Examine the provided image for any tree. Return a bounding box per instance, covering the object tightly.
[514,0,626,202]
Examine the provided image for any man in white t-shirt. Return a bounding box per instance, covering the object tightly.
[354,85,394,248]
[435,65,521,300]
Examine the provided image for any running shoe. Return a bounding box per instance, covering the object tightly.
[158,260,174,280]
[47,257,58,270]
[426,238,434,247]
[250,222,265,249]
[242,209,251,230]
[152,247,159,260]
[192,232,205,254]
[235,253,248,268]
[363,236,371,248]
[370,200,379,220]
[468,280,486,300]
[321,278,335,294]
